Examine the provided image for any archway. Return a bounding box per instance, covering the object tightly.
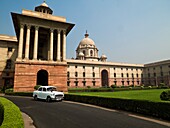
[101,70,109,87]
[37,70,48,86]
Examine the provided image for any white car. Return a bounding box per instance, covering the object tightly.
[33,86,64,102]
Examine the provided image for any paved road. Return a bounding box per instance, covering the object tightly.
[5,96,170,128]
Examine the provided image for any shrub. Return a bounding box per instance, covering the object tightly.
[5,88,13,93]
[34,85,41,90]
[111,85,117,88]
[160,90,170,101]
[0,97,24,127]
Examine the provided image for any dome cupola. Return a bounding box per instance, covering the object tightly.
[35,1,53,14]
[76,31,99,61]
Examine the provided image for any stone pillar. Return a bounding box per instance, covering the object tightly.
[25,25,31,59]
[57,29,61,61]
[62,30,66,61]
[17,24,24,59]
[33,26,39,60]
[49,28,54,61]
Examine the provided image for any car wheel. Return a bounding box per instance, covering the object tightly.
[46,96,51,102]
[34,95,38,101]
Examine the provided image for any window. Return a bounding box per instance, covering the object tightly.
[93,72,95,77]
[114,73,116,77]
[75,81,78,86]
[38,87,42,91]
[127,73,129,78]
[113,67,116,70]
[75,66,77,68]
[83,66,85,69]
[8,47,12,52]
[132,73,134,78]
[161,72,163,77]
[90,50,93,56]
[75,72,78,77]
[83,72,85,77]
[92,81,95,86]
[43,88,46,92]
[83,50,86,55]
[121,73,123,78]
[160,66,162,70]
[67,72,70,78]
[127,81,130,85]
[67,81,70,86]
[136,73,138,78]
[92,66,95,70]
[121,68,123,70]
[126,68,128,70]
[83,81,86,86]
[122,81,124,85]
[114,81,117,85]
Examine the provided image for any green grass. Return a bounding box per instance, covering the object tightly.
[0,97,24,128]
[70,89,170,102]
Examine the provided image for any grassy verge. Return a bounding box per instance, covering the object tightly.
[0,97,24,128]
[69,89,170,102]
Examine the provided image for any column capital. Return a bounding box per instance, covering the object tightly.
[20,24,25,28]
[35,26,39,30]
[63,30,66,34]
[26,24,31,29]
[50,28,54,32]
[57,29,61,33]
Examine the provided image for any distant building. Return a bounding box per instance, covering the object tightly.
[0,2,169,92]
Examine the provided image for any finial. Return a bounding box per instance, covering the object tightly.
[85,30,89,38]
[43,0,46,3]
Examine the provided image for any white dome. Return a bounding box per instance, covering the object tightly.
[79,37,95,46]
[79,52,84,56]
[101,54,107,58]
[40,2,48,7]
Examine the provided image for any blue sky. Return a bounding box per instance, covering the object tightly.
[0,0,170,64]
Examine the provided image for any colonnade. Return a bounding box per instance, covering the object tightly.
[17,24,67,61]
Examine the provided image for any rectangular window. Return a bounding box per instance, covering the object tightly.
[83,81,86,86]
[67,81,70,86]
[93,72,95,77]
[127,73,129,78]
[114,73,116,77]
[121,73,124,78]
[75,72,78,77]
[92,81,95,86]
[83,66,85,69]
[83,72,85,77]
[75,66,77,68]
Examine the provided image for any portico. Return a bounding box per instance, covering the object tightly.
[11,2,74,92]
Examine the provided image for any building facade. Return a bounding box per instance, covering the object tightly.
[0,2,169,92]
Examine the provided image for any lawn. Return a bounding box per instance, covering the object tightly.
[70,89,170,102]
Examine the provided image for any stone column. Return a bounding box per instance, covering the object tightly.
[25,25,31,59]
[62,30,66,61]
[57,29,61,61]
[33,26,39,60]
[17,24,24,59]
[49,28,54,61]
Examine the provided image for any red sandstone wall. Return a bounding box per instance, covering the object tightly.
[14,62,67,92]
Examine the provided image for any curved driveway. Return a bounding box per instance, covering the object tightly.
[5,96,170,128]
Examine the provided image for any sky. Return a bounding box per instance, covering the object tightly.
[0,0,170,64]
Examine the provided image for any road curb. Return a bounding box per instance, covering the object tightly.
[22,112,36,128]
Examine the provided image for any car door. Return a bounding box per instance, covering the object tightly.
[41,87,48,99]
[37,87,43,99]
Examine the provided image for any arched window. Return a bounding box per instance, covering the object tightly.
[90,50,93,56]
[83,50,86,55]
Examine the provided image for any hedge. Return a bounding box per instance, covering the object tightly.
[0,100,4,125]
[64,94,170,121]
[68,86,162,93]
[0,97,24,128]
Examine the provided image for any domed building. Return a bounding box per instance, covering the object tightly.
[76,31,99,61]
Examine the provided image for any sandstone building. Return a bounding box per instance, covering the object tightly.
[0,2,169,92]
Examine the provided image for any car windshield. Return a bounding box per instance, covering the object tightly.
[47,87,57,91]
